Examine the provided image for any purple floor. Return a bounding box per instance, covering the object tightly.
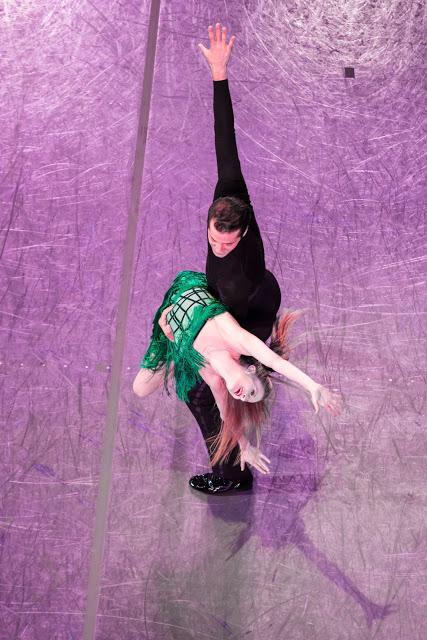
[1,1,426,639]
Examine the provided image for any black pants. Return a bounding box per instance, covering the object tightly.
[186,381,248,481]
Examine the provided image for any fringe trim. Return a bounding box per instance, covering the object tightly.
[140,271,227,402]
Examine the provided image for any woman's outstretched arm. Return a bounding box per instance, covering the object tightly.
[215,313,342,415]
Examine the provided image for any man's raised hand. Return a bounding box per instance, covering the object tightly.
[198,23,235,80]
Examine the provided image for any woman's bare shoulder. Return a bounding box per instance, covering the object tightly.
[213,311,241,332]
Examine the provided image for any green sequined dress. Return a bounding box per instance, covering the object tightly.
[140,271,228,401]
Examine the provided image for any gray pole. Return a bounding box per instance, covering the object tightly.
[82,1,161,638]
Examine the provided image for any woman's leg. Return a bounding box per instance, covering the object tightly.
[133,367,165,398]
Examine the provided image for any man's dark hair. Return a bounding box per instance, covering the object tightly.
[208,196,251,235]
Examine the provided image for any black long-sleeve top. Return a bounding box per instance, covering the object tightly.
[206,80,266,327]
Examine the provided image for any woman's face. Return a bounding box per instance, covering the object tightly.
[227,365,265,403]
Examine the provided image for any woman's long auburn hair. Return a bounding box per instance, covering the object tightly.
[210,310,302,466]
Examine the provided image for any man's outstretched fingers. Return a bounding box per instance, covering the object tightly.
[207,24,215,46]
[198,43,208,56]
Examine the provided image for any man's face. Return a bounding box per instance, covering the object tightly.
[208,221,242,258]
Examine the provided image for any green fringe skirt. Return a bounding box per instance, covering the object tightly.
[140,271,227,401]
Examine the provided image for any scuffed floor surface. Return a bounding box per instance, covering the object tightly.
[0,1,425,639]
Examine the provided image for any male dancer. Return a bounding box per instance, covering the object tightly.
[186,24,281,494]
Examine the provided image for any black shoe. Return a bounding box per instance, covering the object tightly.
[189,472,253,495]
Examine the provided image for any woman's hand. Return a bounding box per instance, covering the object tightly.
[198,23,235,80]
[158,305,174,342]
[310,384,343,416]
[239,437,270,474]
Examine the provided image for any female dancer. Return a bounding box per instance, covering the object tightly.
[133,270,341,475]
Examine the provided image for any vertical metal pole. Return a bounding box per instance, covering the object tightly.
[82,1,161,638]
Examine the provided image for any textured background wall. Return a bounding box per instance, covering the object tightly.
[1,1,426,639]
